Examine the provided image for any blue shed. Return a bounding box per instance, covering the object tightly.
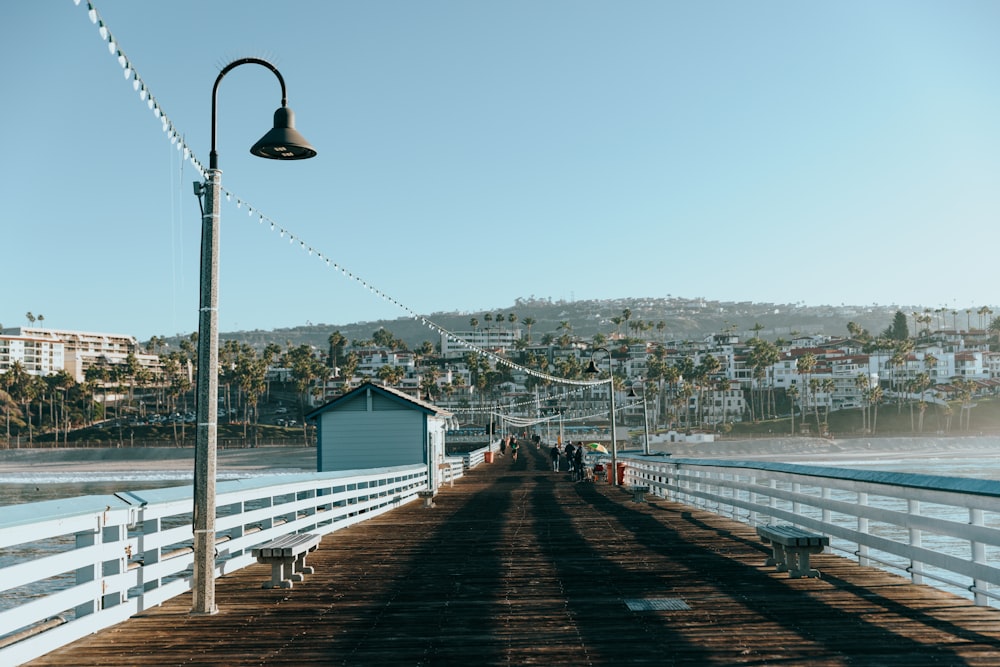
[306,382,453,489]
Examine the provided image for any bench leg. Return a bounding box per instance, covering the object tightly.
[264,558,296,589]
[766,543,790,572]
[295,551,315,577]
[787,548,822,579]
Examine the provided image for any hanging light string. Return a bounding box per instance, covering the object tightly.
[446,385,592,415]
[76,0,604,391]
[77,1,207,178]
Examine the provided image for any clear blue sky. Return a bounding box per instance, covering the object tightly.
[5,1,1000,341]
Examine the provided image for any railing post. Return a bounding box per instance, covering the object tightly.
[139,517,162,596]
[857,492,870,567]
[970,508,988,606]
[908,499,924,585]
[75,526,99,619]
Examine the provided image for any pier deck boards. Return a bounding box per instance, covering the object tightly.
[27,447,1000,666]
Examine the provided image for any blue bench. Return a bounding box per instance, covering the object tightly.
[756,524,829,579]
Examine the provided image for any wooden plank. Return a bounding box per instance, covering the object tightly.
[25,445,1000,666]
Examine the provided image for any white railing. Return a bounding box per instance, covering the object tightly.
[0,465,429,666]
[623,454,1000,607]
[461,444,493,469]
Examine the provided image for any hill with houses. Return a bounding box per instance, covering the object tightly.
[218,296,911,352]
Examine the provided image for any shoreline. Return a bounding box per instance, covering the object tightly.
[0,446,317,473]
[2,435,999,473]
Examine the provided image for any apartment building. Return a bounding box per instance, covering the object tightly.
[0,327,160,382]
[0,332,64,376]
[439,328,521,359]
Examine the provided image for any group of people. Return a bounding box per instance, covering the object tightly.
[549,441,589,482]
[498,434,520,461]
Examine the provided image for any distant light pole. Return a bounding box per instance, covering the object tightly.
[191,57,316,616]
[585,346,618,485]
[628,381,653,455]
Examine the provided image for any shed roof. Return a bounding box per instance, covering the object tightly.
[306,381,453,421]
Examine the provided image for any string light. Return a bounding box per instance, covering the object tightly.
[77,0,603,391]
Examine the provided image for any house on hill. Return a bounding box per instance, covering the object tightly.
[305,381,454,490]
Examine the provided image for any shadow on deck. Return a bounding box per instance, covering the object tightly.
[28,446,1000,666]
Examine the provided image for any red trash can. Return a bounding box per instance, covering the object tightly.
[616,462,626,485]
[484,451,494,463]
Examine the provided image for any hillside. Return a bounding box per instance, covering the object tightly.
[193,297,910,351]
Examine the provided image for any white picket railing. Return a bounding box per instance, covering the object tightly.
[622,453,1000,607]
[0,464,431,666]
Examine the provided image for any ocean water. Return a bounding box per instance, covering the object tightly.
[0,470,265,507]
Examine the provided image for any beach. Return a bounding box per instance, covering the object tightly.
[0,446,317,474]
[2,436,1000,475]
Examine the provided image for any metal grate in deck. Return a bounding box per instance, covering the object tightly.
[625,598,691,611]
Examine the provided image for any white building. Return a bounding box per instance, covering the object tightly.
[440,328,521,359]
[0,327,160,382]
[0,332,64,377]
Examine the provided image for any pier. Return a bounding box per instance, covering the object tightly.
[23,446,1000,666]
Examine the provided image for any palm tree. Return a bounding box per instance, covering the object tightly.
[483,313,493,346]
[822,378,835,428]
[377,364,405,387]
[787,384,799,435]
[234,345,268,445]
[25,312,35,326]
[327,331,347,370]
[869,384,884,433]
[520,317,535,342]
[796,353,816,432]
[420,367,441,401]
[285,345,328,443]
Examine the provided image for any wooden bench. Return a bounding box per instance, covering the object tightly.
[251,533,321,589]
[630,485,650,503]
[756,524,829,579]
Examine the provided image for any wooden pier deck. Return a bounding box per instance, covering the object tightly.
[27,446,1000,666]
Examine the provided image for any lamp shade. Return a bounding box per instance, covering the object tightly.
[250,106,317,160]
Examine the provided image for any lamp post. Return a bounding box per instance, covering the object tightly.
[585,346,618,485]
[628,381,652,455]
[191,58,316,616]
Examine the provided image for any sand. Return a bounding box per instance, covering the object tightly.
[0,446,317,473]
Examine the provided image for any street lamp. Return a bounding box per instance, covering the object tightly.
[191,57,316,616]
[585,346,618,485]
[628,381,652,455]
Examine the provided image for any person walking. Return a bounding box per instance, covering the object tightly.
[549,444,560,471]
[573,443,584,482]
[499,436,508,457]
[510,436,519,462]
[564,442,575,476]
